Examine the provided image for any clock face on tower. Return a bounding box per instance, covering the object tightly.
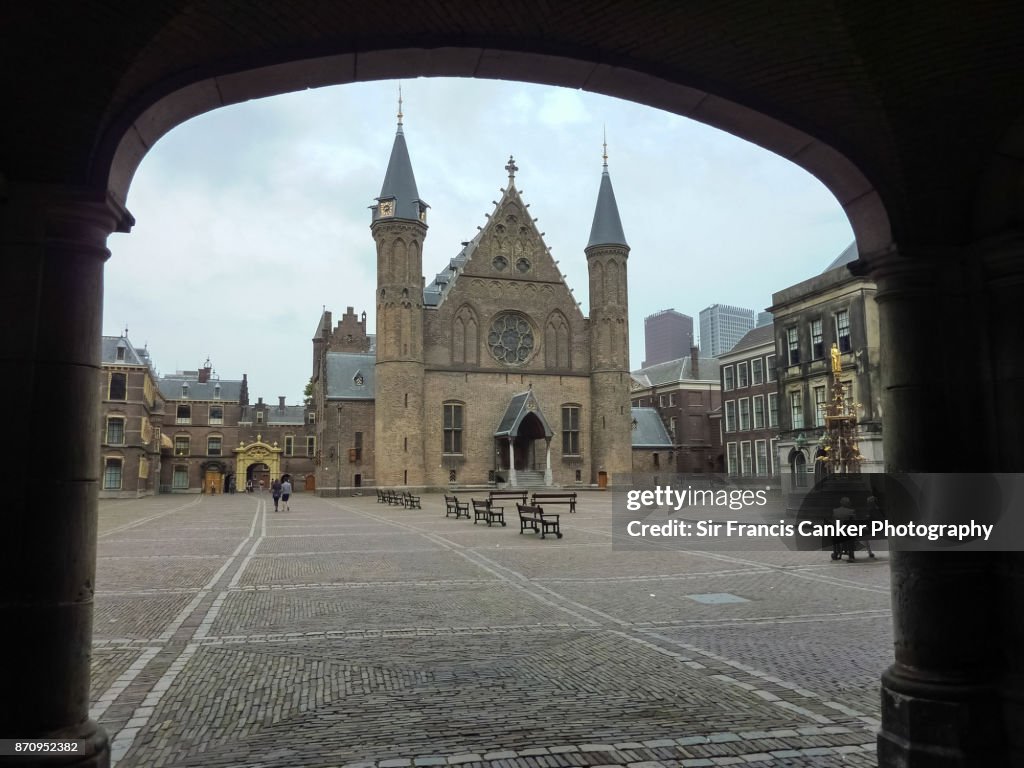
[378,199,395,217]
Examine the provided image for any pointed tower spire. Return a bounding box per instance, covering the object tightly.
[587,138,628,249]
[373,89,428,223]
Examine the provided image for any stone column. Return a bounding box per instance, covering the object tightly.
[0,184,132,767]
[508,440,517,488]
[980,235,1024,766]
[864,247,1006,765]
[544,438,553,487]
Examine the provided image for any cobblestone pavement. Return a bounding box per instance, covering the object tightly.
[92,493,890,767]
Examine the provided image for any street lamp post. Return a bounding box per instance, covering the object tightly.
[336,405,342,497]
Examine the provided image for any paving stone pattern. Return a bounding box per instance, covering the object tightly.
[92,493,889,767]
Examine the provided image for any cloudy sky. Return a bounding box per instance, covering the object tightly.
[105,77,854,402]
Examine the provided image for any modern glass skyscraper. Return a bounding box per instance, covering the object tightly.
[699,304,756,357]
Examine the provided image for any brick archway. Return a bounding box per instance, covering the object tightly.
[4,5,1024,767]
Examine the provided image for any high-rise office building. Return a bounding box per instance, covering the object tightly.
[643,309,693,366]
[699,304,756,357]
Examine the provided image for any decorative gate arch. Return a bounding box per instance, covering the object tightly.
[233,436,283,486]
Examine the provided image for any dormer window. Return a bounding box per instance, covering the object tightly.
[214,384,221,399]
[353,372,365,387]
[116,346,126,361]
[181,383,189,398]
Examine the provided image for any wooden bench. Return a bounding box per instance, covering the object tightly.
[403,492,421,509]
[472,498,507,527]
[490,490,528,507]
[444,495,469,519]
[516,503,562,539]
[531,492,577,513]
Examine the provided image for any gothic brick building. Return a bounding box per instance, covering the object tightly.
[311,115,634,490]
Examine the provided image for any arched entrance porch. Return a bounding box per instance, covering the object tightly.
[494,390,553,487]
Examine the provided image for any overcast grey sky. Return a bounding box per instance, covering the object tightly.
[105,77,854,402]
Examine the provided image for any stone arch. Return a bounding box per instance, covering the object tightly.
[97,42,894,255]
[409,239,420,283]
[544,310,571,369]
[393,238,408,282]
[606,259,620,308]
[452,304,479,365]
[591,259,605,302]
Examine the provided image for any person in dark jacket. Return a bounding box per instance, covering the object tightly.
[271,478,282,512]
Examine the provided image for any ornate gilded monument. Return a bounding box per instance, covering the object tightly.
[816,342,863,475]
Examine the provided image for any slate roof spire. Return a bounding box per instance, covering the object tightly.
[586,135,628,249]
[374,86,428,223]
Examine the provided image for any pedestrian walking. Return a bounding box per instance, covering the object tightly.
[281,478,292,511]
[271,478,282,512]
[831,496,857,562]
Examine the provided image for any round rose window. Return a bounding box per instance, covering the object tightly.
[487,313,534,364]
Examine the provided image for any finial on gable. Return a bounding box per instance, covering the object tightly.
[602,125,608,169]
[397,83,403,128]
[505,155,518,183]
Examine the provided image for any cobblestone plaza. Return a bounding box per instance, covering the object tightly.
[92,493,890,767]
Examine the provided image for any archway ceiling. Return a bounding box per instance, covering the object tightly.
[3,1,1022,245]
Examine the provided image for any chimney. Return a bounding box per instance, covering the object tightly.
[690,345,700,379]
[278,396,286,411]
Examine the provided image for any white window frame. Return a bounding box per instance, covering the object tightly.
[753,395,765,429]
[106,416,125,446]
[755,439,768,476]
[790,390,804,429]
[737,362,749,388]
[787,327,800,366]
[723,365,735,392]
[836,309,852,352]
[740,441,753,477]
[766,354,776,382]
[739,397,751,431]
[814,385,827,427]
[811,318,824,359]
[208,405,223,426]
[103,457,123,490]
[751,357,763,385]
[768,392,779,427]
[724,400,736,433]
[726,442,739,476]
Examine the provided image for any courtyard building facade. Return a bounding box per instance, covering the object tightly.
[312,117,635,490]
[99,335,165,498]
[718,325,779,478]
[630,347,723,474]
[768,242,883,485]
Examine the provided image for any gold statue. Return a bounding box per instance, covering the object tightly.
[830,342,842,374]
